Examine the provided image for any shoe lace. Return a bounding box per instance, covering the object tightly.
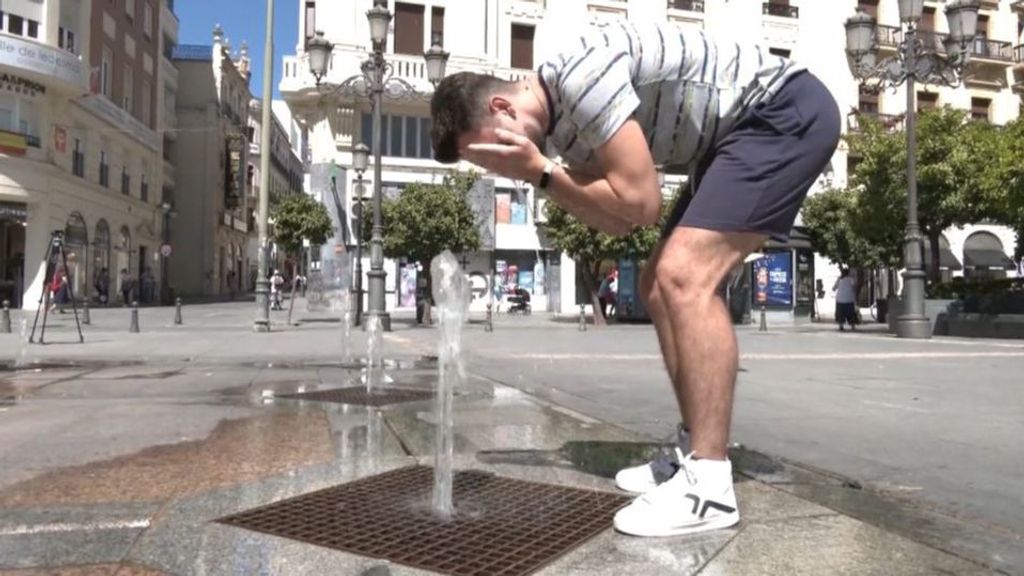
[678,451,698,486]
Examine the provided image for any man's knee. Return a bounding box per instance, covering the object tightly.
[654,257,719,308]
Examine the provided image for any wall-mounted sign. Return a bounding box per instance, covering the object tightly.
[0,36,86,88]
[0,130,27,156]
[0,73,46,96]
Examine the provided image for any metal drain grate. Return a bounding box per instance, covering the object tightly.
[218,465,630,576]
[277,386,433,406]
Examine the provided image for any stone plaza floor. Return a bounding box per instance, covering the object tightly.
[0,301,1019,575]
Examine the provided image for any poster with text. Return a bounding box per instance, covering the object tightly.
[753,252,793,307]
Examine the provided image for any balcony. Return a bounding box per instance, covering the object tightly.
[280,49,532,106]
[161,55,178,91]
[970,38,1014,63]
[848,111,905,133]
[762,2,798,18]
[0,33,88,94]
[877,25,901,50]
[668,0,704,10]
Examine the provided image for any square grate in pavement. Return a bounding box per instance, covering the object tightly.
[217,465,630,576]
[277,386,433,407]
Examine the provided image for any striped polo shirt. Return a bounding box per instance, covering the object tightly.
[537,20,805,173]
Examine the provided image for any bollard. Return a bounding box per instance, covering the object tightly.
[484,303,493,332]
[130,301,140,333]
[578,304,587,332]
[174,297,183,325]
[1,300,10,334]
[759,305,767,332]
[82,301,91,325]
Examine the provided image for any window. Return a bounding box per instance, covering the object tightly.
[100,152,110,187]
[495,189,530,225]
[121,166,131,196]
[511,24,535,70]
[123,65,134,113]
[857,0,879,19]
[360,113,434,159]
[971,98,991,122]
[858,94,879,114]
[126,0,135,21]
[59,27,77,53]
[141,80,151,127]
[304,1,316,49]
[27,19,38,38]
[917,91,938,111]
[141,173,149,202]
[73,139,85,177]
[0,101,13,132]
[768,47,791,58]
[102,47,113,98]
[394,3,425,55]
[7,14,23,35]
[431,7,445,48]
[143,2,153,39]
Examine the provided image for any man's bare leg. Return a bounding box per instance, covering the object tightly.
[640,241,684,417]
[654,227,766,460]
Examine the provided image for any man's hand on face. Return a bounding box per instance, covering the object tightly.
[463,128,547,184]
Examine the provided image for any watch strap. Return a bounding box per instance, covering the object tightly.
[538,160,556,190]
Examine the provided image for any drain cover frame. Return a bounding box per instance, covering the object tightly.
[277,386,433,407]
[217,465,629,576]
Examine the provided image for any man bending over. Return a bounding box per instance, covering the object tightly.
[430,20,840,537]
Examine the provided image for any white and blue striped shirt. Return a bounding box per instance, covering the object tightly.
[537,20,805,173]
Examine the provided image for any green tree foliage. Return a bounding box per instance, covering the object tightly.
[541,187,680,324]
[802,186,901,271]
[980,117,1024,259]
[270,193,333,257]
[842,107,1009,283]
[362,171,481,323]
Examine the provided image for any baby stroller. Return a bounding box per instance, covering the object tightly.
[508,287,531,315]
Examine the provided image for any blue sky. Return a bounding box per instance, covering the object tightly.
[175,0,298,99]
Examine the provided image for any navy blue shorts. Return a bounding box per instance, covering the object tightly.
[662,71,841,240]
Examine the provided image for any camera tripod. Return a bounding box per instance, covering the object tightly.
[29,230,85,344]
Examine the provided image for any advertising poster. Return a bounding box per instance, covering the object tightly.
[752,252,793,307]
[510,201,527,225]
[495,194,511,224]
[399,264,417,308]
[518,270,534,293]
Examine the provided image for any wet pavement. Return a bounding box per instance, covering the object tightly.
[0,302,1016,575]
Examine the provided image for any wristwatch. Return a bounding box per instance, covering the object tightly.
[538,160,556,190]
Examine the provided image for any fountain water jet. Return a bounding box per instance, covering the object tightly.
[430,250,469,521]
[335,290,352,365]
[14,318,29,369]
[365,314,383,394]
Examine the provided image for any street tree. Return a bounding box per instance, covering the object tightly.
[541,188,678,325]
[270,192,333,273]
[801,185,902,272]
[845,107,998,283]
[981,117,1024,259]
[363,171,481,324]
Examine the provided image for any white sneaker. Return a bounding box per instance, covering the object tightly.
[615,425,690,494]
[614,453,739,537]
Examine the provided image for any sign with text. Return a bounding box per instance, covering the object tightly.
[0,36,86,88]
[752,251,793,307]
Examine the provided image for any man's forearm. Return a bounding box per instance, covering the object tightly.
[546,165,637,236]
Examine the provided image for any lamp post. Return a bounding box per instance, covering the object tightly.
[159,202,176,305]
[845,0,979,340]
[306,0,449,331]
[351,143,369,327]
[253,0,275,332]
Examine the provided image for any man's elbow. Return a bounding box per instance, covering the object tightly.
[632,195,662,227]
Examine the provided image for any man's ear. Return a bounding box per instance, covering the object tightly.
[488,95,516,119]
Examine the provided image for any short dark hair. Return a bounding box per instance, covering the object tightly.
[431,72,513,164]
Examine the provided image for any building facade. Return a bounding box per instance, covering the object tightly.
[279,0,1023,318]
[1,0,171,310]
[169,27,252,298]
[247,98,305,279]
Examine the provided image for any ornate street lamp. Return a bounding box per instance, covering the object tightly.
[306,3,449,332]
[845,1,979,339]
[351,143,369,327]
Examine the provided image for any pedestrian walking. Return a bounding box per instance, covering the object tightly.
[432,18,840,536]
[833,268,858,331]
